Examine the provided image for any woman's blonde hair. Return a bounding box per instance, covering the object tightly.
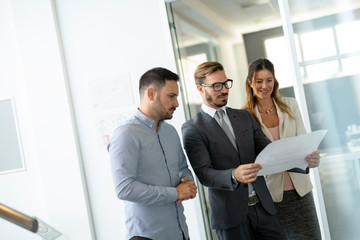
[243,58,294,124]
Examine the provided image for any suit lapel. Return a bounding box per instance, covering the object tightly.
[224,108,243,155]
[274,101,285,139]
[255,106,274,141]
[199,109,220,129]
[227,108,256,163]
[200,109,239,152]
[226,108,241,142]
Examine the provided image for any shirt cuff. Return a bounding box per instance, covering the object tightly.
[180,173,194,182]
[167,187,178,203]
[231,169,239,189]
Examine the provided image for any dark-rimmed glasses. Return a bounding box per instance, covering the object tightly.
[201,79,233,92]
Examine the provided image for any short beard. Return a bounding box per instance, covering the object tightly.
[153,96,173,121]
[205,90,227,108]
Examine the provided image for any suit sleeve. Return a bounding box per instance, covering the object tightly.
[182,122,235,191]
[292,98,307,136]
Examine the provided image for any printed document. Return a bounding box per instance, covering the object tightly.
[256,130,327,176]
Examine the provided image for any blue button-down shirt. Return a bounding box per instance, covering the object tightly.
[108,109,194,240]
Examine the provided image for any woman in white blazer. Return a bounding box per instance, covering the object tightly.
[243,58,321,240]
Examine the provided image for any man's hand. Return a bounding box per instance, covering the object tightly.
[176,177,197,203]
[306,150,320,168]
[233,163,262,183]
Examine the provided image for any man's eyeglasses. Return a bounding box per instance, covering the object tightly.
[201,79,233,92]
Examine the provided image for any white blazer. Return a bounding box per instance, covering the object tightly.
[255,97,313,202]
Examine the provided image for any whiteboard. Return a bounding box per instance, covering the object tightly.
[0,98,25,174]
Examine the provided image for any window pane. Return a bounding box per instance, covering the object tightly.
[182,54,207,104]
[305,61,340,82]
[265,35,301,88]
[289,2,360,239]
[342,56,360,76]
[336,20,360,54]
[301,28,337,61]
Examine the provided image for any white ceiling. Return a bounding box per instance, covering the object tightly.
[171,0,360,38]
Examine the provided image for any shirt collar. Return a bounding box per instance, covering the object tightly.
[201,104,227,118]
[135,108,160,130]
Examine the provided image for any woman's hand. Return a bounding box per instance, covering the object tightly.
[306,150,320,168]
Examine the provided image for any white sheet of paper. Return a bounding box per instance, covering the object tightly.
[256,130,327,176]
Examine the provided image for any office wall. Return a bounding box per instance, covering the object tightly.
[0,1,45,239]
[0,0,204,239]
[54,0,204,239]
[0,0,93,239]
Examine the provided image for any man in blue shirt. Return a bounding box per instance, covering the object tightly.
[108,67,197,240]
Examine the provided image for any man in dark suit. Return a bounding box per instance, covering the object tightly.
[181,61,286,240]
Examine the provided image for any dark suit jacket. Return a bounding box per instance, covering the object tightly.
[182,107,276,230]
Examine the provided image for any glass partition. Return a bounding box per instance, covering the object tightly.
[245,1,360,239]
[166,4,221,239]
[166,1,283,239]
[168,1,360,240]
[286,2,360,239]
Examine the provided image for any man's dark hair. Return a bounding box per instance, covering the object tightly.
[139,67,179,96]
